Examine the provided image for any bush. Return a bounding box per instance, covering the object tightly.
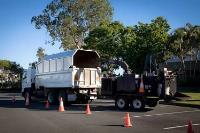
[177,76,200,87]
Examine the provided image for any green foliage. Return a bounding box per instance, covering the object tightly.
[0,60,23,89]
[31,0,113,50]
[84,21,136,72]
[128,17,170,72]
[85,17,170,73]
[85,21,128,59]
[168,23,200,75]
[0,60,11,70]
[0,60,23,74]
[36,47,45,61]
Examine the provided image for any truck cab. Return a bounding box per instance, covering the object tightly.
[21,66,36,97]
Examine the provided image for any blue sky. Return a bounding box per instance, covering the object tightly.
[0,0,200,68]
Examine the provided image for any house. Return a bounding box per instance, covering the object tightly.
[165,51,200,76]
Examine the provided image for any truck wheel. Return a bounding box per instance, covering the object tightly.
[148,100,158,107]
[115,96,129,110]
[47,91,56,104]
[131,98,144,110]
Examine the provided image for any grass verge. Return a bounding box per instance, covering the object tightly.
[175,92,200,106]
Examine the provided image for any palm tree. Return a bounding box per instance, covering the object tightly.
[182,23,200,77]
[188,25,200,77]
[170,24,200,78]
[36,47,45,61]
[169,27,189,78]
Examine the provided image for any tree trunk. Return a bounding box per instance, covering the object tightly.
[180,55,186,79]
[189,55,192,77]
[193,50,199,77]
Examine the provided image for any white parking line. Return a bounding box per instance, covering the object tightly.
[164,123,200,130]
[94,111,102,112]
[159,105,170,107]
[94,110,114,112]
[132,110,200,118]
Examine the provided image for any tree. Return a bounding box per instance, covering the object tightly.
[36,47,45,61]
[0,60,11,70]
[84,21,136,73]
[168,23,200,77]
[127,17,170,73]
[85,21,125,59]
[0,60,23,89]
[85,17,170,73]
[31,0,113,50]
[0,60,23,75]
[167,23,200,79]
[184,24,200,77]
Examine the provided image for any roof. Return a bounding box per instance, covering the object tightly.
[43,50,76,60]
[43,49,99,61]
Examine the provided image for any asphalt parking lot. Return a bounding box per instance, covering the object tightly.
[0,93,199,133]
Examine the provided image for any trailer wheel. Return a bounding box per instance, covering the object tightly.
[115,96,129,110]
[131,98,144,110]
[148,100,158,107]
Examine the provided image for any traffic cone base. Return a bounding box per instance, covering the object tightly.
[124,112,132,127]
[12,96,16,103]
[45,100,50,109]
[58,97,65,112]
[187,120,194,133]
[86,104,92,115]
[25,94,29,106]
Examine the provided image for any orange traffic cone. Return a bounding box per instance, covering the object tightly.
[12,96,16,103]
[58,97,65,112]
[45,100,50,109]
[139,75,145,93]
[187,120,194,133]
[124,112,132,127]
[25,93,29,106]
[85,104,92,115]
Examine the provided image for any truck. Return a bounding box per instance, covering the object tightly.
[22,50,177,110]
[22,49,101,104]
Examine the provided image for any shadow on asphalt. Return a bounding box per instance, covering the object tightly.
[0,100,25,108]
[0,98,153,113]
[186,100,200,101]
[102,124,124,127]
[160,101,200,109]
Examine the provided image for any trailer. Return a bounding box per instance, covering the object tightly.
[100,57,177,110]
[100,72,177,110]
[22,49,101,104]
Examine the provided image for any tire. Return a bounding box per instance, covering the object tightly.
[131,98,145,110]
[164,94,173,102]
[78,94,89,104]
[148,100,158,107]
[115,96,129,110]
[47,91,56,104]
